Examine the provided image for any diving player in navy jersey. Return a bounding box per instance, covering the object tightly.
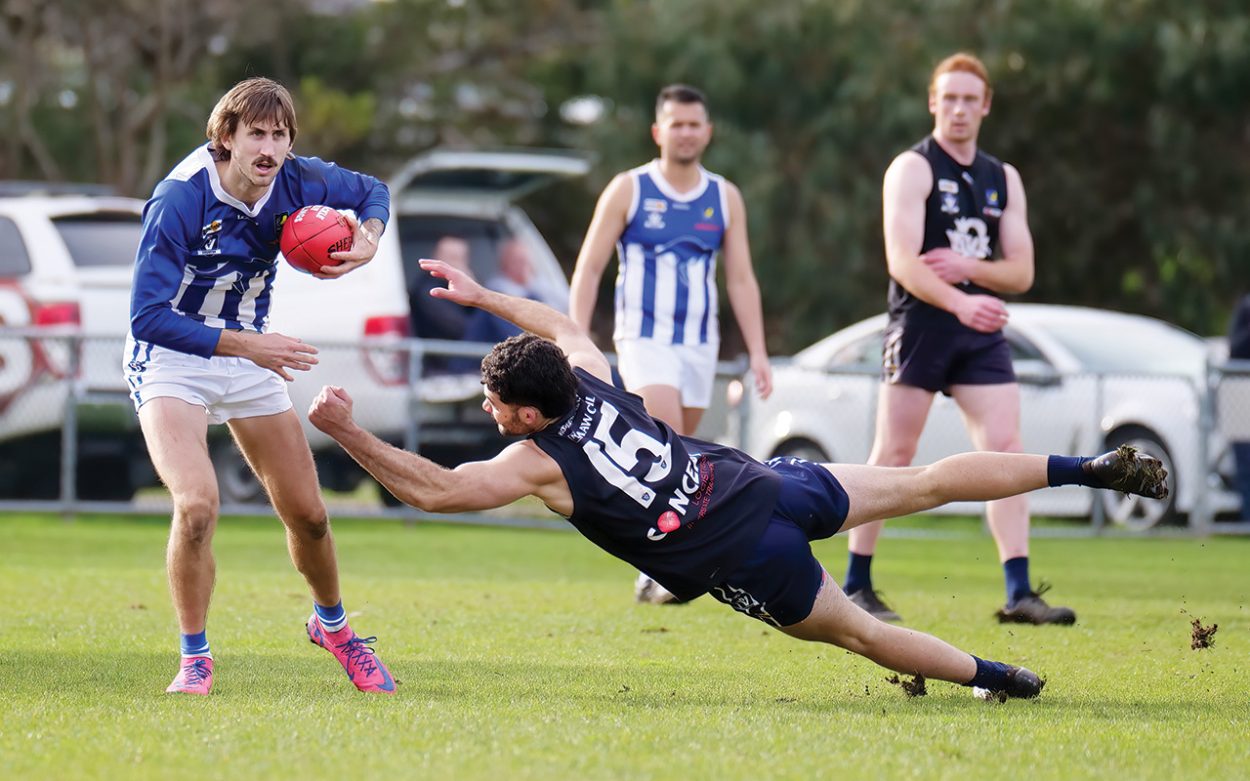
[843,53,1073,626]
[126,78,394,695]
[308,257,1168,700]
[568,84,772,603]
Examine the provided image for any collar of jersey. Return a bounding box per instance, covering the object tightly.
[199,145,276,218]
[646,160,710,203]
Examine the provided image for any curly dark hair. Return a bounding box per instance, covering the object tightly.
[480,334,578,419]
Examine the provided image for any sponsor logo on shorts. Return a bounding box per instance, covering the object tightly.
[711,583,779,627]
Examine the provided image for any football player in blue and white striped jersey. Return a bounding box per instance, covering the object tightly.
[125,77,395,695]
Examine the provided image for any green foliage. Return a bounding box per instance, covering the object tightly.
[1,513,1247,780]
[6,0,1250,346]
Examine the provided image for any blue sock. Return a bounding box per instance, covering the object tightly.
[314,600,348,633]
[1047,455,1095,487]
[1003,557,1031,606]
[966,655,1012,689]
[843,552,873,595]
[180,630,211,659]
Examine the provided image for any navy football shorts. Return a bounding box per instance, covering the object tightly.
[882,323,1015,393]
[709,457,849,627]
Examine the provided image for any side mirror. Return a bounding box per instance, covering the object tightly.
[1014,359,1061,387]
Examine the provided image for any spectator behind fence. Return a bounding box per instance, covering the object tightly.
[410,235,474,374]
[1229,293,1250,519]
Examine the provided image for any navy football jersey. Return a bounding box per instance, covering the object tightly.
[888,135,1009,330]
[530,368,779,601]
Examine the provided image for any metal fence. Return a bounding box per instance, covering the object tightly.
[0,329,1246,535]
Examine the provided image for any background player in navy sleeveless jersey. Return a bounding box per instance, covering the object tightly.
[308,257,1168,701]
[568,84,773,604]
[842,53,1073,626]
[125,78,394,695]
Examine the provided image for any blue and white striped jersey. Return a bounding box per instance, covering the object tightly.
[128,144,389,358]
[613,161,730,345]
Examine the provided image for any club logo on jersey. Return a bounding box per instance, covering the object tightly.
[703,207,714,218]
[644,211,666,230]
[193,219,223,255]
[946,217,991,259]
[940,192,960,215]
[986,188,999,205]
[937,178,959,194]
[270,211,291,245]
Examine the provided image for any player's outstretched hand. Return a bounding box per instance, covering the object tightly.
[322,213,381,278]
[954,293,1010,334]
[308,385,357,436]
[420,258,485,307]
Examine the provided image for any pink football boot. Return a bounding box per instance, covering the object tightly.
[306,614,396,694]
[165,656,214,695]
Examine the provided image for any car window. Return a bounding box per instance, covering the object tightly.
[828,330,883,370]
[52,213,143,267]
[396,214,512,289]
[0,216,32,276]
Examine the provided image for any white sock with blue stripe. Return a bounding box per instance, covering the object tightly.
[313,601,348,633]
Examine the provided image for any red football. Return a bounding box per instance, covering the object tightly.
[280,205,353,274]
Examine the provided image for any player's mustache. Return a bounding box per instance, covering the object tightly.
[253,156,279,167]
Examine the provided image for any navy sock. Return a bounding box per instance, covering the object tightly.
[843,552,873,595]
[966,655,1012,689]
[1003,556,1031,606]
[314,600,348,633]
[180,630,210,658]
[1047,455,1095,487]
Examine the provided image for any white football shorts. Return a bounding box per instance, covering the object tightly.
[614,336,719,409]
[123,336,292,424]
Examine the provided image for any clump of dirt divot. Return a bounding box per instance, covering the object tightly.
[885,673,927,697]
[980,689,1009,704]
[1190,617,1218,649]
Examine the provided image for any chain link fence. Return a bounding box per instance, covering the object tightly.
[0,329,1246,534]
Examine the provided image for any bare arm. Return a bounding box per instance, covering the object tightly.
[568,173,633,331]
[308,385,570,514]
[420,258,613,384]
[885,152,1008,333]
[720,183,772,399]
[962,164,1034,294]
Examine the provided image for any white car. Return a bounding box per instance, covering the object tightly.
[0,188,147,499]
[735,304,1238,530]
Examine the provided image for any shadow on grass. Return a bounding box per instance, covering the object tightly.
[1,649,1235,723]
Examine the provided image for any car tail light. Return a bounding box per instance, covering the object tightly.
[31,301,81,378]
[32,301,81,327]
[362,315,410,386]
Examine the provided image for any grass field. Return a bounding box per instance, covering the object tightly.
[1,513,1246,780]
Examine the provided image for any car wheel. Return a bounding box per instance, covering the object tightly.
[1102,427,1177,531]
[772,439,830,463]
[210,441,266,505]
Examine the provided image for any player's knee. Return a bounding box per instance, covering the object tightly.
[284,506,330,540]
[172,494,218,546]
[870,442,918,467]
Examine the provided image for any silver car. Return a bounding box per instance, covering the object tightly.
[734,304,1237,530]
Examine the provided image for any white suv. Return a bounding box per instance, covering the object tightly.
[0,187,146,499]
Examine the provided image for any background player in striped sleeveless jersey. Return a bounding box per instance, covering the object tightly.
[569,84,772,604]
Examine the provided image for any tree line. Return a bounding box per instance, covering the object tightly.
[4,0,1248,351]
